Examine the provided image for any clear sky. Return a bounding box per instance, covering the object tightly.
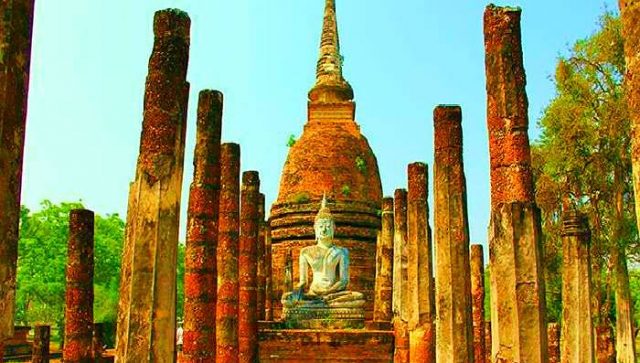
[22,0,617,247]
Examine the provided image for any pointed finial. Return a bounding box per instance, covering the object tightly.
[315,193,334,222]
[308,0,354,103]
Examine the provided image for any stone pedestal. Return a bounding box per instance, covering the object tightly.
[259,329,393,362]
[282,306,365,329]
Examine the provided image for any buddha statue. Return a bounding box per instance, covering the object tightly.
[281,195,365,328]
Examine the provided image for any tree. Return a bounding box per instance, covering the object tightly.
[532,11,638,355]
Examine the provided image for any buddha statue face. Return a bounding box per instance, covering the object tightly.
[314,217,335,247]
[314,194,335,247]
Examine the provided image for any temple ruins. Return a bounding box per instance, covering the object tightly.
[1,0,639,362]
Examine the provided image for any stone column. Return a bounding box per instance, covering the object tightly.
[374,197,394,322]
[182,90,223,363]
[216,143,240,362]
[484,321,492,363]
[216,143,241,363]
[470,244,486,363]
[115,9,190,362]
[64,209,95,363]
[239,171,260,363]
[407,163,435,362]
[483,5,547,362]
[32,325,50,363]
[619,4,639,361]
[265,224,274,321]
[433,105,473,362]
[596,325,616,363]
[0,0,35,345]
[393,189,409,363]
[257,193,267,321]
[560,211,595,362]
[547,323,560,363]
[620,0,640,251]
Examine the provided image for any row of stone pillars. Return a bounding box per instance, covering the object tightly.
[112,9,272,363]
[370,4,619,363]
[375,191,612,362]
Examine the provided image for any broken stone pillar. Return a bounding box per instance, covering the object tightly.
[182,90,223,363]
[0,0,35,345]
[393,189,409,363]
[32,325,50,363]
[483,5,548,362]
[547,323,560,363]
[433,105,473,362]
[471,244,486,363]
[484,321,492,363]
[257,193,267,321]
[407,163,435,362]
[115,9,190,362]
[239,171,260,363]
[596,325,616,363]
[374,197,394,322]
[561,211,595,362]
[620,0,640,248]
[265,224,274,321]
[618,5,639,360]
[64,209,95,363]
[216,143,241,363]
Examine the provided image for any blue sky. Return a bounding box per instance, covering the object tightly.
[22,0,617,247]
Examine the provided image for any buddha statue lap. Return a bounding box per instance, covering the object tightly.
[281,196,365,329]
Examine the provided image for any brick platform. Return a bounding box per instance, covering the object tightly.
[259,328,394,362]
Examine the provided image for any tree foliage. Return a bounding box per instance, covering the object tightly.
[532,12,638,325]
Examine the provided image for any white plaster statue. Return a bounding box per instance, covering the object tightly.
[282,195,364,309]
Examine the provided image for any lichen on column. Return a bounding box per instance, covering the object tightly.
[239,171,260,363]
[216,143,241,363]
[182,90,223,362]
[483,5,547,362]
[64,209,95,363]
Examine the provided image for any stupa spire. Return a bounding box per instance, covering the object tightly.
[308,0,354,103]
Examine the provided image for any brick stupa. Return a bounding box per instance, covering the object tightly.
[270,0,382,320]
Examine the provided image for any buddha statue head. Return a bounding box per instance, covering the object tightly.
[314,194,335,247]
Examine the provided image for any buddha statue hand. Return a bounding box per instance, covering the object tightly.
[321,291,365,308]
